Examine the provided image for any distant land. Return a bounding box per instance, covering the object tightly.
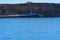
[0,2,60,17]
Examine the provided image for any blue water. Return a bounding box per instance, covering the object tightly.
[0,18,60,40]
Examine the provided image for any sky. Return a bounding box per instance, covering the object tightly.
[0,0,60,4]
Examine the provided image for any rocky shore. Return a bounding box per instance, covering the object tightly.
[0,2,60,17]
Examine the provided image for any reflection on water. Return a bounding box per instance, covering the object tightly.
[0,18,60,40]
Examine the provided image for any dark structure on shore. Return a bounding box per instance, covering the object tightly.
[0,2,60,17]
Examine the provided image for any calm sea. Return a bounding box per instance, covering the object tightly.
[0,18,60,40]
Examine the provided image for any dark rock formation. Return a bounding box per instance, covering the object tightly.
[0,3,60,17]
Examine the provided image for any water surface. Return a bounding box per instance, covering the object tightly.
[0,18,60,40]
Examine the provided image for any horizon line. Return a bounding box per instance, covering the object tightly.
[0,2,60,4]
